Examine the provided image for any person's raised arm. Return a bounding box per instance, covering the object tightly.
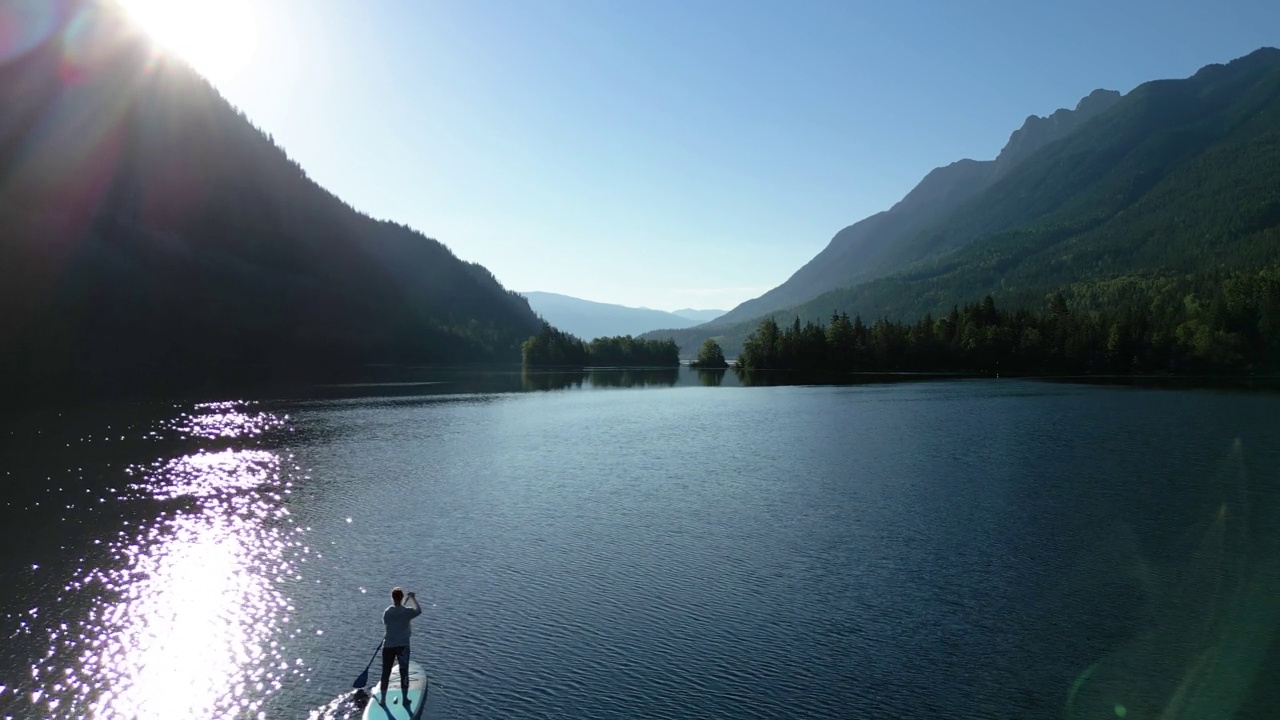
[407,591,422,616]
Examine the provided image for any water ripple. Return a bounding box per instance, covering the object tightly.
[1,401,310,719]
[4,383,1280,719]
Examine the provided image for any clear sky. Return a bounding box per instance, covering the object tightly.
[124,0,1280,312]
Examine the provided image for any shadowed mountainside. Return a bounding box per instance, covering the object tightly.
[0,2,542,401]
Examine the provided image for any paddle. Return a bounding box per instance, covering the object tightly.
[353,640,384,689]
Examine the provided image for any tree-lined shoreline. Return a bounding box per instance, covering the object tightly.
[521,323,680,368]
[733,265,1280,375]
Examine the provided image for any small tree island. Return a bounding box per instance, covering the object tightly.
[689,338,729,369]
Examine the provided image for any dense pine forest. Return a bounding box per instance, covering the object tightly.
[734,265,1280,374]
[521,323,680,368]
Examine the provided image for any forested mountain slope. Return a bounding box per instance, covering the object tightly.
[711,89,1122,327]
[650,48,1280,359]
[0,2,542,400]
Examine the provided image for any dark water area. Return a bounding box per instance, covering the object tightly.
[1,372,1278,719]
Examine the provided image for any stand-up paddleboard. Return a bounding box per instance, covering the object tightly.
[362,660,428,720]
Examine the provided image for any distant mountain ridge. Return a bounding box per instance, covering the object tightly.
[671,308,726,323]
[710,88,1124,327]
[649,47,1280,358]
[0,1,542,400]
[522,292,716,339]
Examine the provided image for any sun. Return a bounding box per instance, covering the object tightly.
[116,0,258,84]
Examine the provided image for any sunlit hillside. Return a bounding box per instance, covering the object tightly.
[651,48,1280,360]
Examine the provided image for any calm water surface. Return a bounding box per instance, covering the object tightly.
[1,372,1278,719]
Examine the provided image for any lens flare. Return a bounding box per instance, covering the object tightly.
[0,0,66,67]
[1064,439,1280,720]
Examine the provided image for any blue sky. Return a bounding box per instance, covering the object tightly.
[168,0,1280,312]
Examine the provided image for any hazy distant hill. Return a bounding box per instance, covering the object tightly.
[650,48,1280,357]
[522,292,706,339]
[0,1,542,400]
[671,308,725,323]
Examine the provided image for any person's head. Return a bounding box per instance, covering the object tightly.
[391,587,404,606]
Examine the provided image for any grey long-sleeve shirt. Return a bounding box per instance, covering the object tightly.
[383,602,422,647]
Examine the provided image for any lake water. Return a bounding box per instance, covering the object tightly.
[1,371,1278,719]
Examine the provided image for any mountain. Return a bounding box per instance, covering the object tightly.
[0,1,542,401]
[522,292,705,339]
[649,48,1280,358]
[671,308,726,323]
[709,88,1122,328]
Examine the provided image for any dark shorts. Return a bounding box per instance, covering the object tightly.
[380,645,410,689]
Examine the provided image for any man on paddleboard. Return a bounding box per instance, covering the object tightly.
[381,586,423,703]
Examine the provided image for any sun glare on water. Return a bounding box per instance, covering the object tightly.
[116,0,258,84]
